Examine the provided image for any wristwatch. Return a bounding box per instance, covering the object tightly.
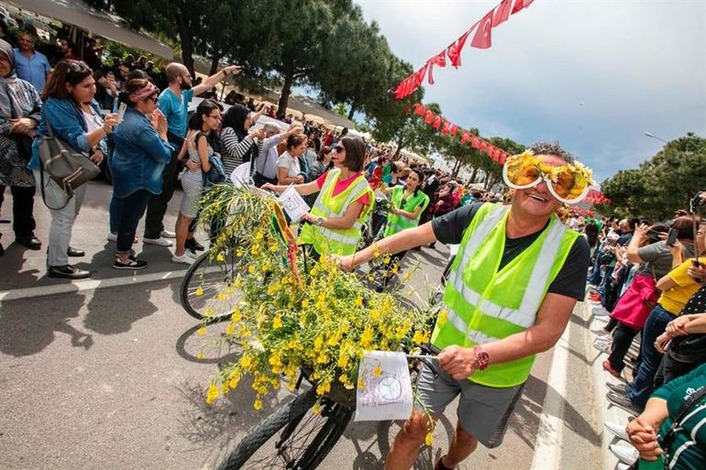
[473,345,490,371]
[316,217,325,226]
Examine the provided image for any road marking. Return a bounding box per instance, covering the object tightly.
[0,269,187,302]
[530,308,573,469]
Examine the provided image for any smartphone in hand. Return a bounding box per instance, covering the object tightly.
[117,102,128,123]
[666,228,679,246]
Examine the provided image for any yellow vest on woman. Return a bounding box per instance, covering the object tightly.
[298,169,374,255]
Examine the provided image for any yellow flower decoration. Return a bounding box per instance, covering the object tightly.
[195,287,204,297]
[425,432,433,446]
[205,384,219,404]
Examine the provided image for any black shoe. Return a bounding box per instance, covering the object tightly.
[67,247,85,257]
[606,391,641,414]
[606,382,630,395]
[16,235,42,250]
[412,246,422,251]
[48,264,91,279]
[185,237,205,252]
[428,243,436,249]
[113,256,148,270]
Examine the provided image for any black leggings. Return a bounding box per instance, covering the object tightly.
[0,185,37,239]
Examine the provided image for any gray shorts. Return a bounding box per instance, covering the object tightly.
[415,360,524,448]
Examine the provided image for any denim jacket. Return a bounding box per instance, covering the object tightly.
[28,97,108,170]
[110,107,174,198]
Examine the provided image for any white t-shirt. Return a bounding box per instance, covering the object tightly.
[276,152,301,180]
[82,109,103,133]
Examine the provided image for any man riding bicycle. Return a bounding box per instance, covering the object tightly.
[338,142,592,470]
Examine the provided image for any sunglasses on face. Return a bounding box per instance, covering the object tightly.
[146,95,159,103]
[502,152,592,205]
[333,146,345,154]
[208,114,221,120]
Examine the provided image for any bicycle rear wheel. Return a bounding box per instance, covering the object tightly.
[211,388,353,470]
[180,248,244,321]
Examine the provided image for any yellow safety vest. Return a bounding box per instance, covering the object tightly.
[298,169,374,255]
[432,203,579,387]
[384,186,430,237]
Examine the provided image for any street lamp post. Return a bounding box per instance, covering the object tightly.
[644,132,668,143]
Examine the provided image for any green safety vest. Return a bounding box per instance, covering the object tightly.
[431,203,579,388]
[299,169,374,255]
[384,186,430,237]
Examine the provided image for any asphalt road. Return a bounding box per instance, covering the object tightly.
[0,180,605,469]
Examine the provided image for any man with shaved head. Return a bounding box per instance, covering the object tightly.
[142,62,240,248]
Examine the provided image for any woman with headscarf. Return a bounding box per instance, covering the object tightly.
[219,104,265,177]
[0,39,42,255]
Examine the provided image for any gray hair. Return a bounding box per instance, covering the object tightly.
[529,141,576,164]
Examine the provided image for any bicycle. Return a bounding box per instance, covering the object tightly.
[180,247,245,322]
[206,345,438,470]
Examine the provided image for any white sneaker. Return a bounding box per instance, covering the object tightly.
[160,230,177,238]
[604,420,629,441]
[610,441,638,465]
[616,464,630,470]
[144,237,174,247]
[107,232,117,242]
[172,252,197,265]
[593,338,612,353]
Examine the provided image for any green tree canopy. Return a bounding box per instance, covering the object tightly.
[600,134,706,220]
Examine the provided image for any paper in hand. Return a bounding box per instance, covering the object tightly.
[278,186,310,222]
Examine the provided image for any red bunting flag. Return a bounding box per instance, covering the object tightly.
[441,120,450,135]
[414,103,426,116]
[424,109,434,124]
[426,50,447,85]
[446,28,473,68]
[461,131,470,144]
[432,115,442,129]
[471,10,494,49]
[471,135,481,149]
[493,0,514,27]
[450,124,458,136]
[512,0,534,15]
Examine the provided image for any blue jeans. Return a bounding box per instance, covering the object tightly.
[115,189,152,254]
[627,304,675,408]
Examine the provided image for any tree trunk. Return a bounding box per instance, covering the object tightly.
[347,100,357,120]
[470,167,478,184]
[209,53,222,76]
[179,25,195,76]
[452,159,461,177]
[277,72,295,120]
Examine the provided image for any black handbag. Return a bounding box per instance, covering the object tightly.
[668,332,706,364]
[38,116,100,209]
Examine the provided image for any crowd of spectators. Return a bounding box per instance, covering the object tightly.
[579,196,706,469]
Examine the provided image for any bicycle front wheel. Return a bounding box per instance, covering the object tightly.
[211,388,353,470]
[180,248,244,321]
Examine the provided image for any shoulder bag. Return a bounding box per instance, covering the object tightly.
[38,115,100,209]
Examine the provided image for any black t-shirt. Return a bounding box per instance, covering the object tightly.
[432,203,591,301]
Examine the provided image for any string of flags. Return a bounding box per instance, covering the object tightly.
[394,0,534,100]
[408,102,509,165]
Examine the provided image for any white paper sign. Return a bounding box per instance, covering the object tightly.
[230,162,252,186]
[278,186,310,222]
[354,351,413,422]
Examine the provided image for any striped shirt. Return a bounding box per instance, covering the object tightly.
[220,127,260,177]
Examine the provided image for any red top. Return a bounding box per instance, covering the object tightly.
[316,171,371,206]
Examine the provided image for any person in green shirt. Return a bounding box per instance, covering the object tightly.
[376,168,429,290]
[626,363,706,469]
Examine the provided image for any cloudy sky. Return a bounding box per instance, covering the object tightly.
[355,0,705,183]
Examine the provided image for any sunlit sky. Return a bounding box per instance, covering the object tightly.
[356,0,705,183]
